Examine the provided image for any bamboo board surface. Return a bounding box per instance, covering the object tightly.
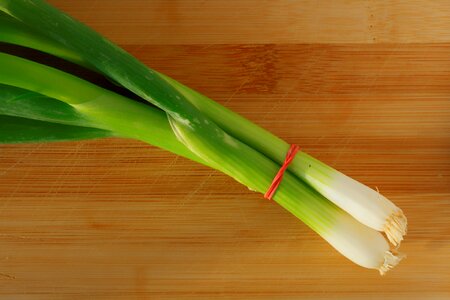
[0,1,449,299]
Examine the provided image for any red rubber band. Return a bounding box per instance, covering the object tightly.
[264,144,300,200]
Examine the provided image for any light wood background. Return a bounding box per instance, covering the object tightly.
[1,1,449,299]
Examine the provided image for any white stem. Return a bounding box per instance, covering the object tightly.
[322,211,404,274]
[300,154,407,246]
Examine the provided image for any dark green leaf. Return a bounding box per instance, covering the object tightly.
[0,84,96,127]
[0,115,112,144]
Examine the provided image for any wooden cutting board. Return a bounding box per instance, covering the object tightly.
[1,1,449,299]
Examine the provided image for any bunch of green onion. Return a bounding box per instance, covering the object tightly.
[0,0,406,274]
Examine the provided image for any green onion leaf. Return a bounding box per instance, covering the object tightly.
[0,115,112,143]
[0,83,94,127]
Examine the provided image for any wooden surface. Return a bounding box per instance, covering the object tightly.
[1,1,450,299]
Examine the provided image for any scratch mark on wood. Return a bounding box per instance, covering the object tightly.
[222,78,248,106]
[0,273,15,280]
[0,144,43,176]
[174,170,215,214]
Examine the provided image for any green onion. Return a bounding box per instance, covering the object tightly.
[0,1,406,246]
[0,53,402,273]
[0,0,406,273]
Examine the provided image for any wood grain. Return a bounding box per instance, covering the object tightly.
[48,0,450,44]
[1,1,450,299]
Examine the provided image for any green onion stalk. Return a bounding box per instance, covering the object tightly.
[0,0,405,273]
[0,54,402,274]
[0,1,407,247]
